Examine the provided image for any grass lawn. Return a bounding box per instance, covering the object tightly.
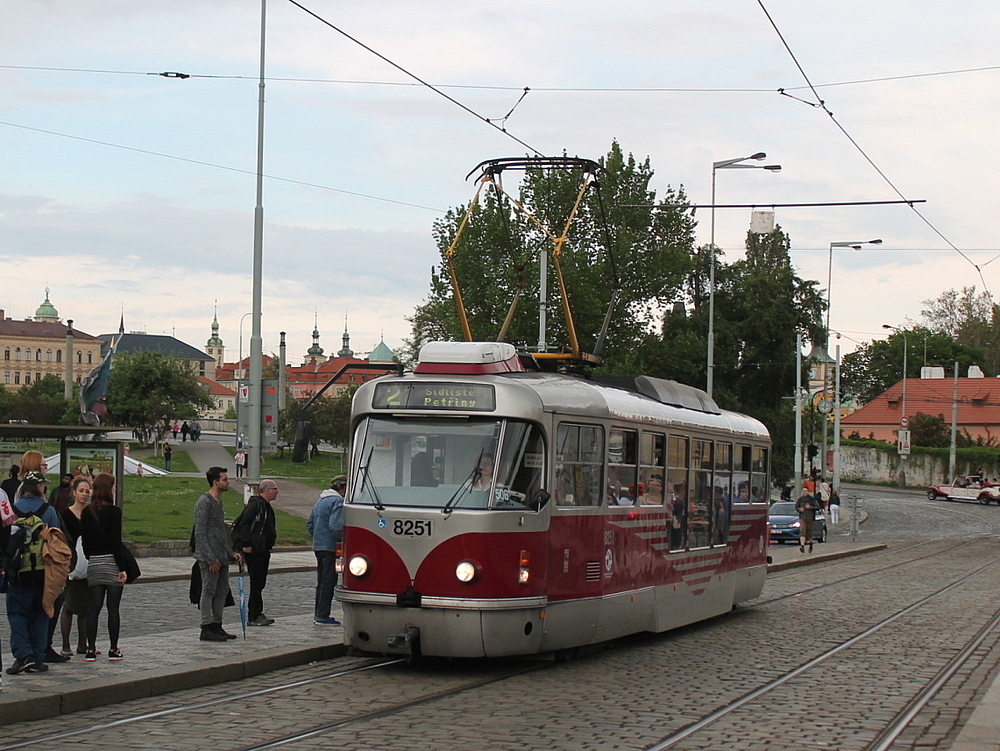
[224,447,348,490]
[122,475,311,545]
[138,449,199,473]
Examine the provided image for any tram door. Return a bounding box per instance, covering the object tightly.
[548,423,605,608]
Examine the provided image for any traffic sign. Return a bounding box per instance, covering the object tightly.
[897,428,911,456]
[900,415,909,428]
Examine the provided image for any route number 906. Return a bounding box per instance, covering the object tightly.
[392,519,432,537]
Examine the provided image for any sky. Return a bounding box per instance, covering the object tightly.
[3,1,1000,368]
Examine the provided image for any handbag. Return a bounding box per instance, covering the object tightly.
[68,535,89,580]
[114,543,142,584]
[0,491,16,526]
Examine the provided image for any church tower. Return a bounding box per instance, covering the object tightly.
[338,314,354,358]
[205,302,225,378]
[305,312,325,365]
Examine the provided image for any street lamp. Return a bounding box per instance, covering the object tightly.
[883,324,909,486]
[707,152,781,398]
[827,239,882,333]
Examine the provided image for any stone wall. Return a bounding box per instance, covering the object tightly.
[837,444,993,487]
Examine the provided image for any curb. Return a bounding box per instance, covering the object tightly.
[0,642,348,725]
[767,543,887,573]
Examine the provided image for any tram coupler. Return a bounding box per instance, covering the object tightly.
[387,625,421,658]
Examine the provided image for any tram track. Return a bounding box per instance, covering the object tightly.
[642,553,1000,751]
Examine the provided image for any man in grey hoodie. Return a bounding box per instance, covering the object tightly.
[193,467,242,642]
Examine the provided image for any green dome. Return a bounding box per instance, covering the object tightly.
[34,289,58,321]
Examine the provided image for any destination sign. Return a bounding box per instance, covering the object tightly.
[372,382,496,412]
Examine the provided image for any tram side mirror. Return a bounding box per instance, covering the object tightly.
[530,490,550,511]
[291,420,311,464]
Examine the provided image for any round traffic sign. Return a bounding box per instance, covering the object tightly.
[818,400,834,414]
[900,416,909,428]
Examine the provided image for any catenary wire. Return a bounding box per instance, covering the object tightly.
[0,119,446,213]
[284,0,543,156]
[3,63,999,93]
[755,0,990,296]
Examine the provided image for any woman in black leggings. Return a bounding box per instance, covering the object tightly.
[81,473,127,661]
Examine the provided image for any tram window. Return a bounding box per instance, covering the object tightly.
[639,432,665,506]
[555,424,604,507]
[751,447,769,503]
[349,416,545,510]
[666,436,688,550]
[714,443,732,545]
[689,440,714,549]
[607,429,638,506]
[733,444,752,503]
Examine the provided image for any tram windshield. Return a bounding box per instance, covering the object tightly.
[350,416,545,510]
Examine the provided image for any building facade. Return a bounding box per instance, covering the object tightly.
[0,291,103,390]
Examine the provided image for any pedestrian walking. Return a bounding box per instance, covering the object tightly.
[232,480,277,627]
[81,473,128,662]
[172,423,179,439]
[828,489,841,525]
[307,476,346,625]
[192,467,242,642]
[181,421,190,443]
[794,488,821,554]
[163,443,172,472]
[234,450,247,479]
[818,477,831,510]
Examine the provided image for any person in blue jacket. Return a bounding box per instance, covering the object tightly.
[306,475,345,626]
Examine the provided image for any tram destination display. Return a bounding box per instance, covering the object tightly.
[372,382,496,411]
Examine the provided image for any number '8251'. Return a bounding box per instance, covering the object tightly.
[392,519,432,537]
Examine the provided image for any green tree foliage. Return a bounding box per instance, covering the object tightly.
[909,412,950,448]
[842,326,983,404]
[278,385,357,452]
[107,352,214,445]
[406,141,696,364]
[920,286,1000,374]
[0,376,76,424]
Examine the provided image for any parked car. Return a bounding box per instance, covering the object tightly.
[927,476,1000,505]
[768,501,827,543]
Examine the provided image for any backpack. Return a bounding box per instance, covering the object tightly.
[3,502,50,585]
[230,501,266,551]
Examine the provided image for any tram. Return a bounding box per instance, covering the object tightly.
[337,340,771,658]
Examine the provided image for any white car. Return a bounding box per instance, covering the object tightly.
[927,476,1000,505]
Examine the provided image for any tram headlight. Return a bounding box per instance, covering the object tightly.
[348,555,370,578]
[455,560,479,584]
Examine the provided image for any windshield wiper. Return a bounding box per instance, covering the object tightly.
[443,449,485,515]
[359,447,385,512]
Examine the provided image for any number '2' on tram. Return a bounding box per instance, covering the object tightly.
[338,341,771,658]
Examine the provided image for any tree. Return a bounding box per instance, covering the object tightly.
[406,141,696,364]
[0,376,76,424]
[107,352,214,445]
[910,412,950,448]
[921,287,1000,374]
[278,385,358,452]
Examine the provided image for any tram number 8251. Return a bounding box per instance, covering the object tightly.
[393,519,433,537]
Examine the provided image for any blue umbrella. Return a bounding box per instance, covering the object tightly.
[237,561,247,639]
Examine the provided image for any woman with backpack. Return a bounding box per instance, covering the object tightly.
[59,477,93,657]
[81,473,127,662]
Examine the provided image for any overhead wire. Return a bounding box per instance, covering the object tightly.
[3,63,999,93]
[756,0,991,296]
[283,0,543,156]
[0,119,445,213]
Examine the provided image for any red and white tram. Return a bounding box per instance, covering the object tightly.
[337,341,771,658]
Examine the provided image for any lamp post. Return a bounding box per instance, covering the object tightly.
[238,312,252,379]
[883,324,908,486]
[824,238,881,481]
[707,153,781,398]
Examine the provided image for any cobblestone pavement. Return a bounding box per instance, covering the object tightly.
[2,485,1000,750]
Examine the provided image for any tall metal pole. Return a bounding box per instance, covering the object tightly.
[64,320,74,400]
[949,361,958,479]
[538,247,548,353]
[278,331,286,412]
[833,344,842,495]
[247,0,267,487]
[707,168,717,397]
[794,332,803,490]
[900,330,908,487]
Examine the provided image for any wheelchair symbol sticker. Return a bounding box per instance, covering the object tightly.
[377,518,387,529]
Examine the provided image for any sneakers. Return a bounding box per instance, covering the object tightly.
[200,626,229,642]
[314,617,341,626]
[45,648,72,663]
[77,648,100,656]
[24,662,49,673]
[108,649,123,661]
[248,615,275,627]
[85,651,98,662]
[6,657,32,675]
